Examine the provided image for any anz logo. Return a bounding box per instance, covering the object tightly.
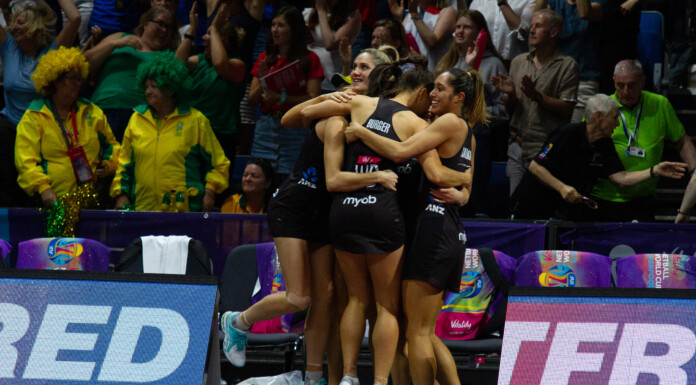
[425,195,445,215]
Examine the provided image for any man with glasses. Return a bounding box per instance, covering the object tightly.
[510,94,687,220]
[590,59,696,221]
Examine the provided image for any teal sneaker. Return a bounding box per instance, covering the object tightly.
[221,311,248,367]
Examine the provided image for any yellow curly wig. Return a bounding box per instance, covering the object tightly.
[31,47,89,95]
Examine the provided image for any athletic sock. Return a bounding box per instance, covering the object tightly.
[232,311,251,331]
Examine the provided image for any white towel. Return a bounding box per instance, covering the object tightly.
[141,235,191,274]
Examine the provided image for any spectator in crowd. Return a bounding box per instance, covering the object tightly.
[88,0,147,37]
[248,6,323,179]
[15,47,119,207]
[510,94,687,220]
[491,8,579,195]
[352,0,377,58]
[111,52,229,212]
[0,0,81,207]
[591,60,696,222]
[305,0,361,91]
[176,2,245,172]
[391,0,456,71]
[221,158,275,214]
[371,18,408,58]
[62,0,94,46]
[596,0,640,94]
[435,9,507,217]
[85,5,181,141]
[469,0,535,64]
[435,10,506,117]
[536,0,606,123]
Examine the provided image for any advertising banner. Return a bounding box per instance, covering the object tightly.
[499,287,696,385]
[0,270,217,384]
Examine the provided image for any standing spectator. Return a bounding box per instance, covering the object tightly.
[435,9,507,216]
[536,0,606,123]
[596,0,640,94]
[88,0,147,37]
[15,47,119,207]
[248,6,323,179]
[351,0,377,58]
[470,0,535,64]
[304,0,361,91]
[85,5,181,141]
[111,52,230,212]
[0,0,81,207]
[371,18,407,58]
[511,94,686,220]
[491,8,579,195]
[176,2,245,173]
[391,0,456,71]
[591,60,696,222]
[62,0,94,46]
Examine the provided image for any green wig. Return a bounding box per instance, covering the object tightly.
[136,51,192,102]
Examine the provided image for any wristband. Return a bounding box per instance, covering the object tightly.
[184,33,195,40]
[678,209,689,216]
[498,1,508,6]
[650,165,655,178]
[410,12,421,21]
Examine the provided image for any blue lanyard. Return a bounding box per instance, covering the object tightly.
[619,100,643,147]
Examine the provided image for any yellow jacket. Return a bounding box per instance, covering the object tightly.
[110,104,230,212]
[15,98,120,197]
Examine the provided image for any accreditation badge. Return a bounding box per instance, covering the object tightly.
[67,145,95,183]
[625,146,646,158]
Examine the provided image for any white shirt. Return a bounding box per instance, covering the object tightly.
[403,6,454,72]
[470,0,535,61]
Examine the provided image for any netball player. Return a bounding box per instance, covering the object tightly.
[299,66,471,385]
[344,68,487,385]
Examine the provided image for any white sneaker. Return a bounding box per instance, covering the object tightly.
[221,311,248,367]
[339,376,359,385]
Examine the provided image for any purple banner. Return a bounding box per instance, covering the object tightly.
[463,221,546,258]
[4,210,546,276]
[559,223,696,259]
[500,294,696,385]
[17,238,110,271]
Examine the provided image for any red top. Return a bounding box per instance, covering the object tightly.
[251,51,324,113]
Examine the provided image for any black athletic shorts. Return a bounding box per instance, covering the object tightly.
[403,204,465,293]
[330,190,404,255]
[267,183,332,244]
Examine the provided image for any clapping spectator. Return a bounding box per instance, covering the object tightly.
[470,0,535,64]
[371,18,408,58]
[85,5,181,141]
[391,0,456,71]
[176,2,245,170]
[15,47,119,207]
[305,0,361,91]
[248,6,323,179]
[0,0,81,207]
[111,52,230,212]
[536,0,606,123]
[491,9,579,195]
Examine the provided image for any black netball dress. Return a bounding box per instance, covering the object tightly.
[403,117,473,292]
[330,98,410,254]
[267,123,332,244]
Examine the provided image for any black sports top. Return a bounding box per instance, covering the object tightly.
[342,98,410,191]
